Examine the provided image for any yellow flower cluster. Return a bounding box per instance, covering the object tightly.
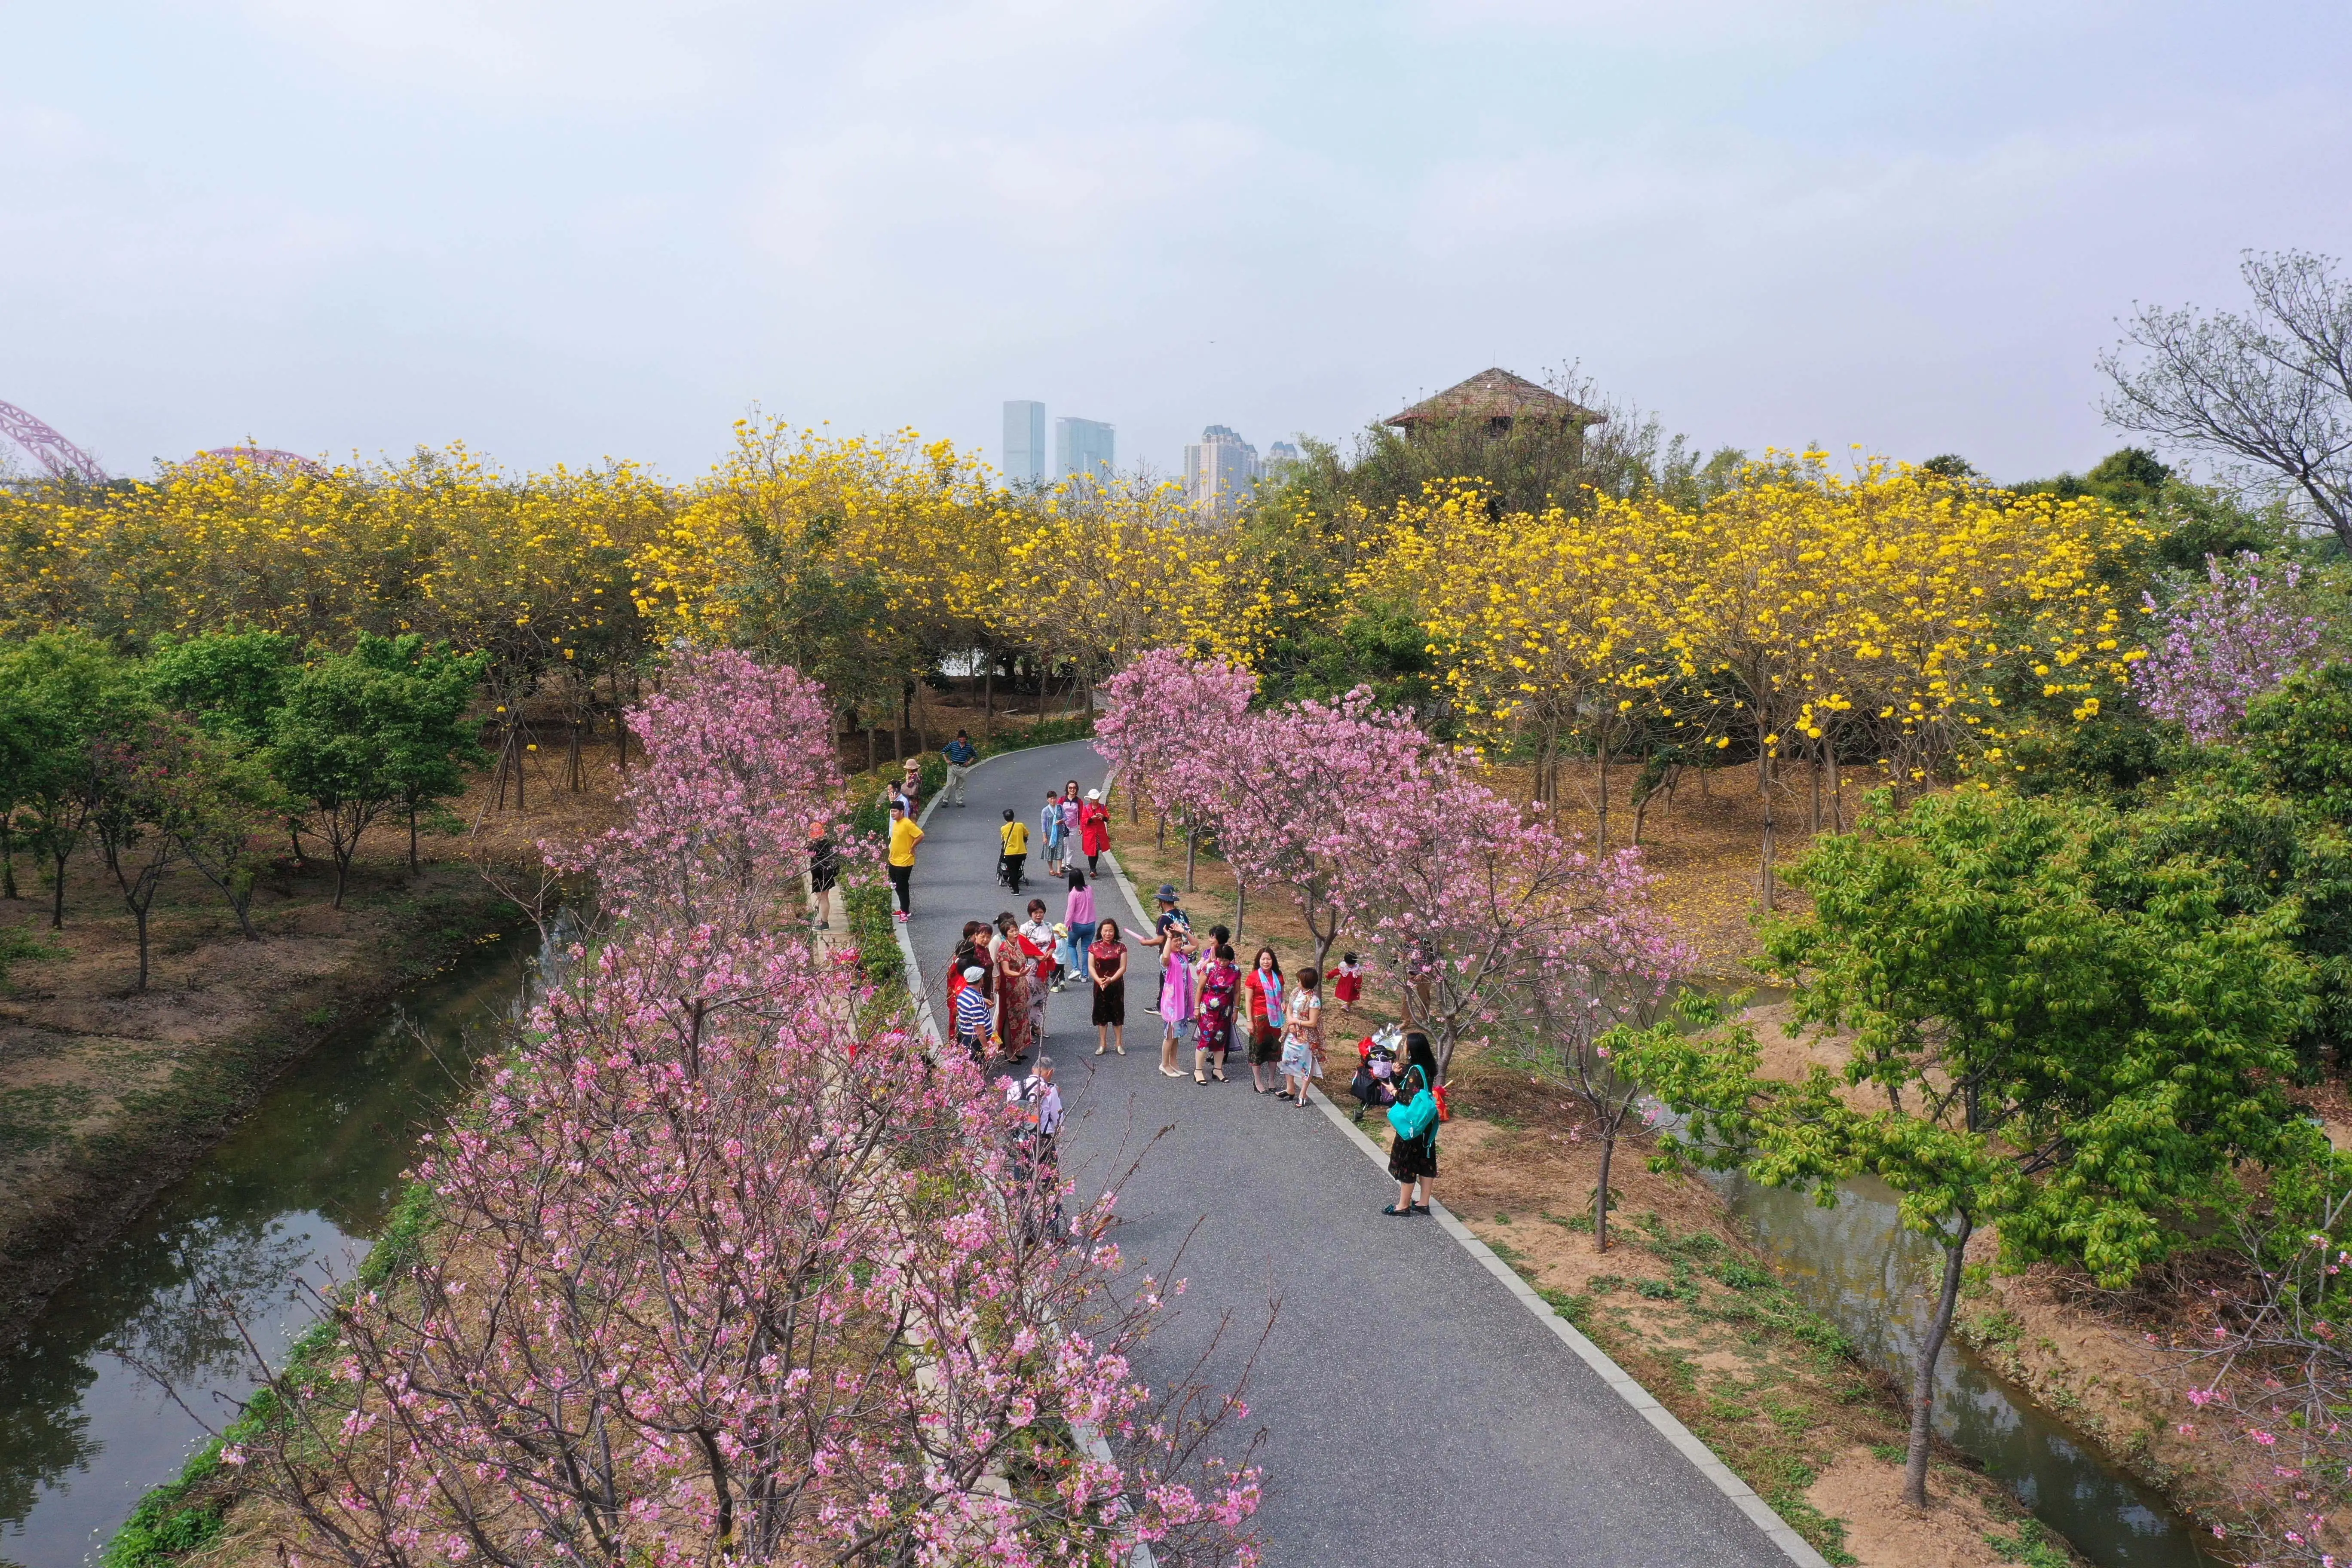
[1357,451,2147,787]
[0,421,1274,705]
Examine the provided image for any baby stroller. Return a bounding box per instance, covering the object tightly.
[997,851,1027,896]
[1349,1026,1402,1124]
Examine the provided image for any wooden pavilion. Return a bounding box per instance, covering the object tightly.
[1383,367,1606,435]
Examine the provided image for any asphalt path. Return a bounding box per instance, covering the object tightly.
[906,739,1803,1568]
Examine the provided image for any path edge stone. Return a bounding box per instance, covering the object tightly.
[1092,790,1834,1568]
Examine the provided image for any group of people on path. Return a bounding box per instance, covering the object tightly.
[843,744,1445,1220]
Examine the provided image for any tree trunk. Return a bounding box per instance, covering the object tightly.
[1809,745,1822,835]
[2,820,15,899]
[891,723,902,765]
[1905,1217,1973,1508]
[1234,880,1245,940]
[1758,751,1776,911]
[1593,1133,1615,1253]
[1186,827,1197,892]
[50,849,69,928]
[568,718,583,791]
[408,803,420,873]
[1596,732,1612,850]
[865,726,876,775]
[983,656,995,742]
[513,725,526,812]
[132,901,150,990]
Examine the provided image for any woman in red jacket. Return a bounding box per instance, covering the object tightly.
[1078,788,1111,874]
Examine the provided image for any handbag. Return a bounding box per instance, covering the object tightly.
[1387,1087,1437,1142]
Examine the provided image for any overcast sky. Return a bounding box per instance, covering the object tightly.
[5,0,2348,486]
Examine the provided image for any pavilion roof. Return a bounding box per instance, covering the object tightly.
[1383,367,1605,429]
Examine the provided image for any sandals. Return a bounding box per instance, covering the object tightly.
[1194,1072,1209,1085]
[1382,1204,1410,1217]
[1211,1071,1228,1083]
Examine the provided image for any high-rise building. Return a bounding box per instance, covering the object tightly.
[1055,416,1115,483]
[1002,400,1046,484]
[1183,424,1262,515]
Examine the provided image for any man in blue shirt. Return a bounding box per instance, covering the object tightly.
[943,730,978,806]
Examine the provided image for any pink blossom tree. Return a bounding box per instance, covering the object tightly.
[1211,688,1441,976]
[2160,1175,2352,1568]
[1095,646,1256,845]
[204,649,1262,1568]
[1524,861,1692,1253]
[1328,754,1661,1083]
[2136,553,2324,744]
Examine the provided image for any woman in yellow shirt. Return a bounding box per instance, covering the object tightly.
[887,802,923,922]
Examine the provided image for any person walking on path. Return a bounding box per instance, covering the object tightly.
[1279,967,1324,1107]
[1194,941,1239,1084]
[993,911,1034,1066]
[806,817,842,930]
[998,808,1030,893]
[1040,790,1067,876]
[886,800,922,922]
[952,963,992,1061]
[1385,1030,1442,1216]
[1060,869,1095,989]
[1139,883,1191,1014]
[1089,917,1129,1057]
[943,730,978,805]
[1156,929,1197,1078]
[1243,947,1286,1094]
[1079,788,1110,874]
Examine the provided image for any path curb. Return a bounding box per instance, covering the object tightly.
[1095,813,1833,1568]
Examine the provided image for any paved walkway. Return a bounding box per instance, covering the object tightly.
[905,740,1810,1568]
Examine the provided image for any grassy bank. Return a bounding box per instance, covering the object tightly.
[0,753,618,1348]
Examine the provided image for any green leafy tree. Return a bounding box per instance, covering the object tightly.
[143,720,292,940]
[142,629,300,744]
[350,634,490,870]
[1638,789,2317,1510]
[88,725,181,990]
[270,634,488,906]
[0,633,142,927]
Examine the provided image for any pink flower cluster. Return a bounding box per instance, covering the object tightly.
[235,648,1261,1567]
[2135,553,2322,744]
[1100,647,1690,1080]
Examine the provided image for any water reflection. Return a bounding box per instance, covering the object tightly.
[0,926,547,1568]
[1714,1170,2220,1568]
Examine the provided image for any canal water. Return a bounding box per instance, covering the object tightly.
[0,925,549,1568]
[1712,1169,2223,1568]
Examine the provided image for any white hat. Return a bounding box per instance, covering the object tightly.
[962,965,986,982]
[1086,788,1101,800]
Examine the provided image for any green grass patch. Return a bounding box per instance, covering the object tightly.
[0,1083,95,1158]
[1984,1519,2072,1568]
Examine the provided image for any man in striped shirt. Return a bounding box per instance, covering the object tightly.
[952,964,992,1060]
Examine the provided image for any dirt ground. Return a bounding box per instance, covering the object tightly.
[1106,770,2082,1568]
[0,734,623,1347]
